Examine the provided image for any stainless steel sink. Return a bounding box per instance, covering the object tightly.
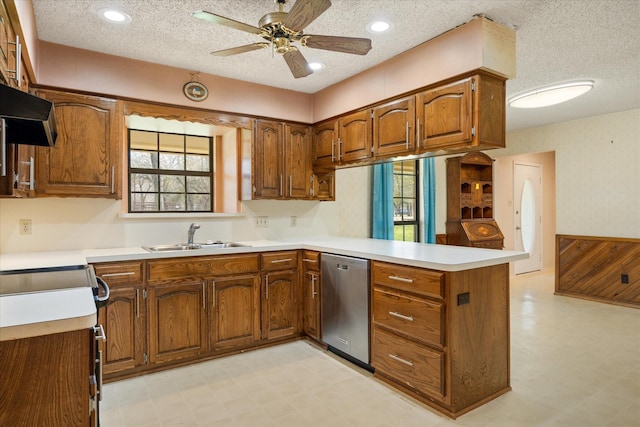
[142,242,249,252]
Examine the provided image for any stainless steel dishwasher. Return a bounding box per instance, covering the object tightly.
[321,253,371,369]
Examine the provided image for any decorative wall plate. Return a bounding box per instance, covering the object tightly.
[183,81,209,102]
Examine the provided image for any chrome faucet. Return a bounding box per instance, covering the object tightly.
[187,223,200,247]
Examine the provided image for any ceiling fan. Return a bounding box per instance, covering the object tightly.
[192,0,372,79]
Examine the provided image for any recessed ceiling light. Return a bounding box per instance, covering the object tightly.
[98,8,131,23]
[509,80,594,108]
[367,20,393,33]
[309,62,325,71]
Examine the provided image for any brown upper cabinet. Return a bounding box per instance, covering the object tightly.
[313,109,372,168]
[417,73,505,152]
[34,89,122,198]
[253,119,313,200]
[314,71,506,170]
[372,96,416,157]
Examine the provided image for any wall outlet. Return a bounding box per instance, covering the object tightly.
[19,219,32,235]
[621,274,629,284]
[255,216,269,228]
[290,216,297,227]
[457,292,470,306]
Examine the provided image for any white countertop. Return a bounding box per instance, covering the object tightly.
[0,237,527,341]
[0,237,526,272]
[0,287,97,341]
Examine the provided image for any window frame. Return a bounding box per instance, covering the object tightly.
[127,129,214,213]
[393,160,420,242]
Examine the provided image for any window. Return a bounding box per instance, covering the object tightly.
[128,129,213,212]
[393,160,419,241]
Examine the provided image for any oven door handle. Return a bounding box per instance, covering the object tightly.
[95,277,110,307]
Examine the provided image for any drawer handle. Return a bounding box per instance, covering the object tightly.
[389,354,413,367]
[271,258,293,264]
[389,275,413,284]
[93,324,107,342]
[389,311,414,322]
[302,258,317,263]
[100,272,135,278]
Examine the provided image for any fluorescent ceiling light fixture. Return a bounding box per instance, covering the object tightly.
[99,8,131,23]
[367,20,392,33]
[308,62,324,71]
[509,80,594,108]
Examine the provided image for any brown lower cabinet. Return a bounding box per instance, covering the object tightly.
[94,261,146,376]
[92,251,299,381]
[0,329,95,426]
[148,280,208,365]
[210,274,261,350]
[302,251,321,341]
[371,260,510,419]
[261,251,300,340]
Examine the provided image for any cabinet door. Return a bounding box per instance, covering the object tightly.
[210,275,261,350]
[338,110,372,162]
[373,96,416,157]
[0,2,16,88]
[312,170,335,201]
[312,120,337,168]
[148,281,207,364]
[93,261,146,376]
[98,286,146,375]
[284,124,312,199]
[262,270,299,340]
[417,78,473,150]
[303,270,320,340]
[254,119,283,198]
[35,89,122,198]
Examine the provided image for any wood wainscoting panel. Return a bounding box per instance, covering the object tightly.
[556,235,640,308]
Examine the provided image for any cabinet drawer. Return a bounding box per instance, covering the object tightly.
[372,261,444,299]
[93,261,144,287]
[261,251,298,271]
[148,254,259,282]
[372,327,445,400]
[373,287,444,348]
[301,251,320,271]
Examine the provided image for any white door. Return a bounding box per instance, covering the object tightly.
[514,162,542,274]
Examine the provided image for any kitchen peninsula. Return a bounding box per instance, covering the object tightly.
[0,237,526,419]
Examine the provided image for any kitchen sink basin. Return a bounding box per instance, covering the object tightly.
[142,242,249,252]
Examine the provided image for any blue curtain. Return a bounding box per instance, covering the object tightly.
[422,157,436,244]
[372,163,395,240]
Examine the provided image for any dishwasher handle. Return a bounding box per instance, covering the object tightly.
[336,264,349,271]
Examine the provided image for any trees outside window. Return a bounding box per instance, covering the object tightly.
[128,129,213,213]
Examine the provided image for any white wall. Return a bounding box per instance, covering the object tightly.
[492,109,640,239]
[0,197,338,254]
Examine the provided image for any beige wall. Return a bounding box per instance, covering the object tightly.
[492,109,640,239]
[35,42,314,124]
[312,17,515,121]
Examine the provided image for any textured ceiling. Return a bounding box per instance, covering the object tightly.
[31,0,640,131]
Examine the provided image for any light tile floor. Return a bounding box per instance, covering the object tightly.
[101,271,640,426]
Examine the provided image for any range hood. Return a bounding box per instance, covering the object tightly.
[0,84,57,147]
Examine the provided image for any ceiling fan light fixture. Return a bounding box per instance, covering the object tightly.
[98,8,131,23]
[273,36,291,54]
[309,62,324,70]
[509,80,594,108]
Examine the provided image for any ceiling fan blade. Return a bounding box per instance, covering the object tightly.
[283,48,313,79]
[211,43,269,57]
[302,35,372,55]
[283,0,332,32]
[193,10,263,35]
